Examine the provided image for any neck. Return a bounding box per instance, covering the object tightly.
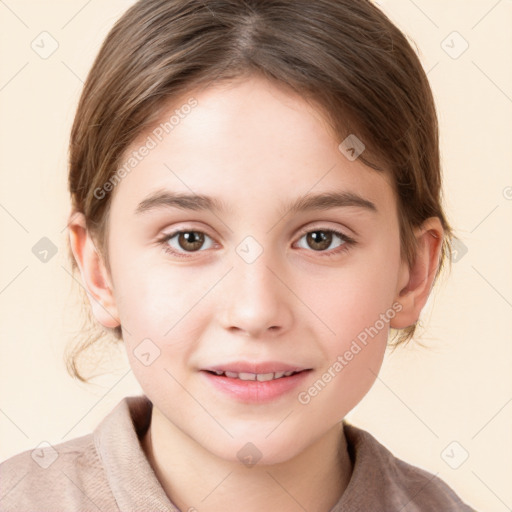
[141,407,353,512]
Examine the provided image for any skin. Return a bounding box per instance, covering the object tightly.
[69,74,443,512]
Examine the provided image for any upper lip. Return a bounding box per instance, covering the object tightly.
[202,361,311,374]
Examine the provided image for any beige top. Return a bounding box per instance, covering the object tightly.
[0,395,474,511]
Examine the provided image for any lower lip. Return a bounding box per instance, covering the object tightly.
[201,370,311,404]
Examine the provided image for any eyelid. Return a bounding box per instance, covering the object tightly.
[295,222,356,241]
[159,222,217,240]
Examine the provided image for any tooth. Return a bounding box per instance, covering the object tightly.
[273,371,285,379]
[256,372,275,382]
[225,371,238,378]
[213,370,223,375]
[283,371,294,377]
[238,372,257,381]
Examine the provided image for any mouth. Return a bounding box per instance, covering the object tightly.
[200,364,312,403]
[204,369,304,381]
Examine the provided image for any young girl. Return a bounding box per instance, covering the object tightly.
[0,0,475,510]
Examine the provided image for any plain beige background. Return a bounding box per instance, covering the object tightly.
[1,1,511,511]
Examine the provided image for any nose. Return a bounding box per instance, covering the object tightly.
[218,250,294,338]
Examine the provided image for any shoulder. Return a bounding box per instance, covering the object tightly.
[0,395,156,512]
[0,430,117,512]
[340,422,476,511]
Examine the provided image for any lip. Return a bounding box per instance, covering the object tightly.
[200,362,312,404]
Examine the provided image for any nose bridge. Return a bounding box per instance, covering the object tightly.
[219,237,293,336]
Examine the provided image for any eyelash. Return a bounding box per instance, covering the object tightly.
[157,227,356,259]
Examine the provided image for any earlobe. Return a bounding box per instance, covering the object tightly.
[390,217,444,330]
[68,212,120,329]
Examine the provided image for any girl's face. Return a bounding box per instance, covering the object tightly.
[106,75,408,464]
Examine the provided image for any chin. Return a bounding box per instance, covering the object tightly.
[198,428,312,467]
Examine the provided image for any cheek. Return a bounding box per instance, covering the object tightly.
[294,242,400,407]
[300,246,401,345]
[295,267,395,420]
[112,250,210,337]
[114,259,222,386]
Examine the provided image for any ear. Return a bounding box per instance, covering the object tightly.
[390,217,444,329]
[68,212,120,329]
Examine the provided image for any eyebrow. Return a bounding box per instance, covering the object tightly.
[134,189,377,217]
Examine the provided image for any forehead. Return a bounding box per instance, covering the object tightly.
[109,75,395,218]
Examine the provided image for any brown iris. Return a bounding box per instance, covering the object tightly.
[306,231,333,251]
[177,231,205,252]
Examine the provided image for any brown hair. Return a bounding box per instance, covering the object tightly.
[66,0,452,381]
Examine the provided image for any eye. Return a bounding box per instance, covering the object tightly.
[158,227,356,259]
[295,228,355,256]
[158,230,215,257]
